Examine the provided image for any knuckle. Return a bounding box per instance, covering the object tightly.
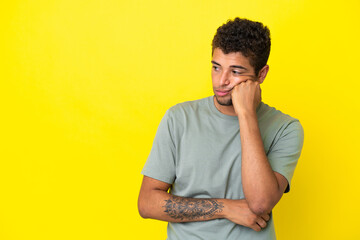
[247,218,256,226]
[259,221,264,228]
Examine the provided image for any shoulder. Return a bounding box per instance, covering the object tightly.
[259,102,304,138]
[167,96,211,118]
[160,97,211,140]
[260,102,302,126]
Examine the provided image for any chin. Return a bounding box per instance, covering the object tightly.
[215,95,233,106]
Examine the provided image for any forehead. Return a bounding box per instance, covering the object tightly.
[212,48,253,70]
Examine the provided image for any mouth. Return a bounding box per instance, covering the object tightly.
[215,90,231,97]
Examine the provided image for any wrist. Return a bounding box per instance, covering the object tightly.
[217,198,229,219]
[220,199,248,223]
[237,109,257,120]
[235,103,261,118]
[218,198,237,220]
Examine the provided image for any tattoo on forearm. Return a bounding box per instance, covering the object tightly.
[163,195,224,220]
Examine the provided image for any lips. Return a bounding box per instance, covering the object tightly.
[215,90,230,96]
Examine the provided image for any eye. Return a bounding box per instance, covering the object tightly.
[232,70,241,75]
[212,66,220,71]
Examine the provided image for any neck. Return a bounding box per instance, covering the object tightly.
[213,96,238,116]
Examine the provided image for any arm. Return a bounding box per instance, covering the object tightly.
[232,80,288,215]
[138,175,270,232]
[239,111,289,215]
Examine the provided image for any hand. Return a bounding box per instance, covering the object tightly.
[231,79,262,116]
[223,199,270,232]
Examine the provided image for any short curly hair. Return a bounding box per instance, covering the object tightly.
[212,17,271,75]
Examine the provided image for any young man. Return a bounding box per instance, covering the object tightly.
[138,17,304,239]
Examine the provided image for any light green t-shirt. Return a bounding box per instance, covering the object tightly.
[141,96,304,240]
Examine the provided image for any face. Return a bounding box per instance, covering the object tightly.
[211,48,257,106]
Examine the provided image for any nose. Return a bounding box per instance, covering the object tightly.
[219,70,230,86]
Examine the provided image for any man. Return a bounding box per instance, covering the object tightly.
[138,17,304,240]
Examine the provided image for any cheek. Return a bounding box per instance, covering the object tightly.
[231,76,241,84]
[231,76,249,85]
[211,72,218,83]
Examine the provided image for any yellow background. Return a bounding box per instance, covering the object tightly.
[1,0,359,239]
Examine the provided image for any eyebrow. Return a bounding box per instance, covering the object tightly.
[211,60,248,70]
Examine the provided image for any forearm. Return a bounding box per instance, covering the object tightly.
[138,176,270,231]
[139,190,226,222]
[238,111,280,214]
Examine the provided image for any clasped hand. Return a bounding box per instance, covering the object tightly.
[231,78,262,116]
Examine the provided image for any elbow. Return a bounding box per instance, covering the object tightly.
[138,205,149,219]
[138,197,150,219]
[138,206,148,219]
[248,200,273,216]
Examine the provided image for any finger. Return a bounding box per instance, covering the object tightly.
[261,213,270,222]
[243,75,257,81]
[251,224,261,232]
[244,78,255,83]
[257,218,267,229]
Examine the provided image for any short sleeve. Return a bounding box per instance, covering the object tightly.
[141,109,176,184]
[267,120,304,193]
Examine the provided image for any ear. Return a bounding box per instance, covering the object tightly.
[257,65,269,84]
